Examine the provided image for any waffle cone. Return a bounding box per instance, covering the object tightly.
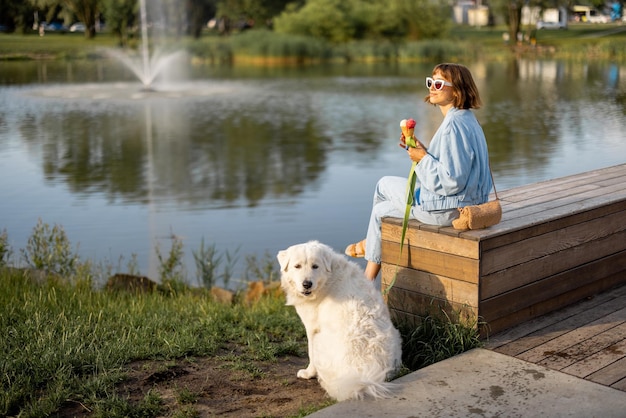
[400,119,416,147]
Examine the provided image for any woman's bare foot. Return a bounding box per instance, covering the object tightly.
[345,239,366,258]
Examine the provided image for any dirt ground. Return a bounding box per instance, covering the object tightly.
[59,353,333,417]
[56,280,333,417]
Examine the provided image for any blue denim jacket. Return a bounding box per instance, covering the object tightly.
[414,107,493,211]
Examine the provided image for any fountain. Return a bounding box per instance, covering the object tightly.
[23,0,240,101]
[106,0,187,91]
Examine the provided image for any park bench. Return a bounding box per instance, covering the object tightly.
[381,163,626,337]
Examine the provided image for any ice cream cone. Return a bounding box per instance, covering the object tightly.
[400,118,417,147]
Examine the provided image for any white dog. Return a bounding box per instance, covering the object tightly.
[277,240,402,401]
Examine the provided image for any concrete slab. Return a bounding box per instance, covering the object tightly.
[308,348,626,418]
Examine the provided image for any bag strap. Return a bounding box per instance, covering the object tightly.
[489,163,499,200]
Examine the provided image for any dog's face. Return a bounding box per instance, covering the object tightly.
[276,241,333,301]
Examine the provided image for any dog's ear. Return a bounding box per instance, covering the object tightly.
[320,252,332,272]
[311,242,332,272]
[276,249,289,272]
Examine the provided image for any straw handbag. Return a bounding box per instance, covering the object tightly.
[452,167,501,230]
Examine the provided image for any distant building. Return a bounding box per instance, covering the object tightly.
[523,6,568,28]
[521,6,542,25]
[572,5,609,23]
[453,0,489,27]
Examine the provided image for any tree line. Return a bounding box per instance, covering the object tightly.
[0,0,621,45]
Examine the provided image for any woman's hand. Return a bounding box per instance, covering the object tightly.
[399,134,427,163]
[399,133,408,149]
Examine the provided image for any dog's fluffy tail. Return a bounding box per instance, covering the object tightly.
[320,369,398,401]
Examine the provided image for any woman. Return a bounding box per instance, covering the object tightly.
[345,63,493,281]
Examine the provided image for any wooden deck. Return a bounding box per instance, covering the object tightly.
[381,163,626,335]
[484,283,626,392]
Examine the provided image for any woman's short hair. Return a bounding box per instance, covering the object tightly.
[424,63,482,110]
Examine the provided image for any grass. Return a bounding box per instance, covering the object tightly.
[0,268,306,417]
[398,312,483,371]
[2,23,625,64]
[0,32,118,60]
[0,221,482,417]
[0,268,480,416]
[449,22,626,43]
[449,22,626,61]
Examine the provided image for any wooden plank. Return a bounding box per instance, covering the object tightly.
[481,229,626,299]
[381,240,479,283]
[382,221,479,259]
[485,168,626,218]
[561,338,626,379]
[611,376,626,391]
[594,172,626,188]
[386,290,478,324]
[512,163,626,189]
[483,271,626,337]
[477,193,626,250]
[538,322,626,371]
[397,164,626,245]
[381,264,479,307]
[480,250,626,321]
[448,196,626,248]
[502,183,601,210]
[587,356,626,387]
[389,309,422,327]
[382,217,477,241]
[499,164,626,204]
[484,284,626,350]
[391,188,626,247]
[481,206,626,274]
[500,170,626,207]
[388,309,478,332]
[515,307,626,364]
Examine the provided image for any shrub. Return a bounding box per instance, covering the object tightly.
[193,238,239,289]
[20,219,79,277]
[398,311,482,371]
[0,229,11,267]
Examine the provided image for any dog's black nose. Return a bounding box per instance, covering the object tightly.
[302,280,312,289]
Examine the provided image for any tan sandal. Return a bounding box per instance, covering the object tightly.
[345,239,366,258]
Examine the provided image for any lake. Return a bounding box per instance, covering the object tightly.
[1,58,625,287]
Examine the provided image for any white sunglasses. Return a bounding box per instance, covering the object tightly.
[426,77,453,90]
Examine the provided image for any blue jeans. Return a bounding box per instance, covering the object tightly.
[365,176,458,264]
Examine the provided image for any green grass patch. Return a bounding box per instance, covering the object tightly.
[2,24,626,64]
[0,265,482,416]
[398,312,483,371]
[450,22,626,61]
[0,32,118,60]
[0,268,306,416]
[0,221,482,416]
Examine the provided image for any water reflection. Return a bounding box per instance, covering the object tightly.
[0,59,624,283]
[11,81,334,208]
[479,59,625,187]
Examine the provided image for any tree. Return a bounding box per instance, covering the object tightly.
[489,0,579,43]
[186,0,217,38]
[273,0,356,42]
[101,0,136,45]
[392,0,451,40]
[273,0,450,43]
[216,0,299,30]
[1,0,36,33]
[489,0,533,43]
[24,0,64,33]
[60,0,100,38]
[588,0,610,9]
